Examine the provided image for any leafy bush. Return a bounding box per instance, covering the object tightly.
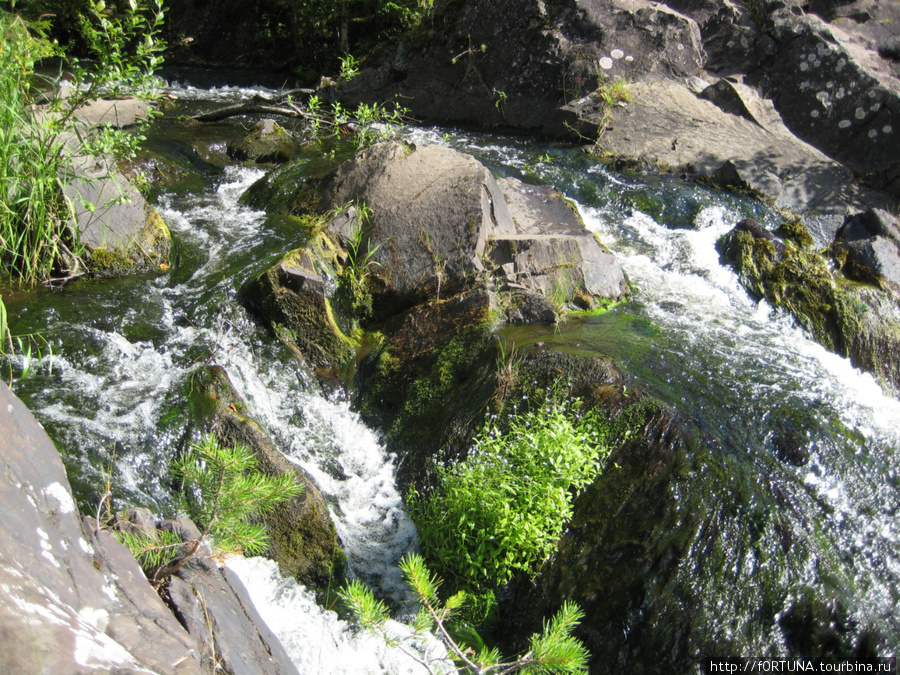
[409,402,611,588]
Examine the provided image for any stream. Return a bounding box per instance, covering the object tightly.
[6,82,899,670]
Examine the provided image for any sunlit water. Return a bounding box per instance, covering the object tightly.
[7,93,900,666]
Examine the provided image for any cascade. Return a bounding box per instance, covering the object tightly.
[7,87,899,669]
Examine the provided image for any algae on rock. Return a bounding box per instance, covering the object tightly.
[718,218,900,396]
[187,366,345,587]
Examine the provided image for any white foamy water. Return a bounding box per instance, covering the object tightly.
[583,202,900,445]
[226,555,451,675]
[20,165,425,672]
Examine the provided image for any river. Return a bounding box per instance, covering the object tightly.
[6,82,899,670]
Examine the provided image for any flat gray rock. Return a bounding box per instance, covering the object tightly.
[0,384,203,675]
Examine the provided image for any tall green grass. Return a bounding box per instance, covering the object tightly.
[0,14,72,287]
[0,4,164,369]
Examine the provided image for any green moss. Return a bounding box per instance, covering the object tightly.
[243,249,355,369]
[88,246,137,274]
[390,326,495,444]
[720,227,900,394]
[775,218,815,249]
[87,206,171,276]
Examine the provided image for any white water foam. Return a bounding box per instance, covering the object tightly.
[226,555,451,675]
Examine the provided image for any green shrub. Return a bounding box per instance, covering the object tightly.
[409,402,611,588]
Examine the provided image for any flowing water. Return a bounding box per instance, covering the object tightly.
[6,84,900,670]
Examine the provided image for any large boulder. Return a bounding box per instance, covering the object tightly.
[760,6,900,196]
[320,142,628,315]
[581,78,894,244]
[336,0,705,131]
[0,383,204,674]
[65,154,173,276]
[243,142,628,370]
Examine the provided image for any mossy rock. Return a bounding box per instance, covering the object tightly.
[227,120,300,165]
[187,365,345,587]
[86,205,172,277]
[775,218,815,249]
[243,247,356,371]
[718,218,900,396]
[356,290,501,488]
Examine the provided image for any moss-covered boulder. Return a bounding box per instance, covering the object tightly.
[243,245,356,373]
[718,217,900,396]
[65,154,172,277]
[227,119,299,165]
[188,366,345,587]
[242,141,628,338]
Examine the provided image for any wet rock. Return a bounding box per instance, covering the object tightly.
[244,247,355,371]
[595,80,890,237]
[227,119,299,164]
[188,366,345,587]
[357,290,500,487]
[0,383,204,674]
[165,544,300,675]
[66,155,172,276]
[506,291,558,324]
[773,428,811,466]
[245,142,627,347]
[718,218,900,396]
[490,178,628,305]
[837,207,900,245]
[840,237,900,289]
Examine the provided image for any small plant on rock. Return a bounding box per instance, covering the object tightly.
[336,201,383,324]
[340,552,591,674]
[115,435,303,585]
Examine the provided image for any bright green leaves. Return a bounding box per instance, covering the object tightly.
[410,403,611,588]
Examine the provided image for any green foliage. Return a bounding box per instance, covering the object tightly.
[113,435,303,585]
[596,75,631,108]
[0,2,165,286]
[303,94,410,149]
[409,402,610,588]
[175,436,304,557]
[0,295,53,381]
[341,553,590,674]
[339,53,361,81]
[335,201,382,324]
[0,14,72,285]
[114,528,185,571]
